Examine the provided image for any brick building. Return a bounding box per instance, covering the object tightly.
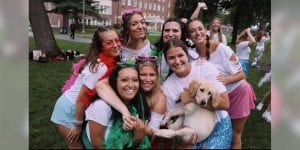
[45,0,175,31]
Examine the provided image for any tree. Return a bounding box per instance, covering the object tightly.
[29,0,63,56]
[45,0,100,28]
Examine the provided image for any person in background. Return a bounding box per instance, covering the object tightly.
[251,30,270,68]
[70,23,76,39]
[50,26,121,149]
[190,2,227,45]
[236,28,256,76]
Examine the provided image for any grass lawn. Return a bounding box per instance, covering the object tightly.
[29,36,271,149]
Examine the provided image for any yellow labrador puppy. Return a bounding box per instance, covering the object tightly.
[154,79,219,143]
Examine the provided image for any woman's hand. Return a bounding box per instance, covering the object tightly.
[217,73,227,85]
[122,115,136,131]
[133,118,146,142]
[67,126,82,143]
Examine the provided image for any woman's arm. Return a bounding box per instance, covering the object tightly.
[213,92,230,110]
[96,78,131,117]
[68,85,91,143]
[246,28,256,45]
[89,120,107,149]
[190,2,207,20]
[96,79,135,130]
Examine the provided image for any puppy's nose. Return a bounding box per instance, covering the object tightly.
[201,100,206,106]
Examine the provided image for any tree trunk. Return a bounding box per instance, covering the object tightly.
[29,0,64,57]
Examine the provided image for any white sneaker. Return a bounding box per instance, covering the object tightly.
[256,103,264,111]
[262,111,271,123]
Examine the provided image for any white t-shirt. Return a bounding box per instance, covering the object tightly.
[85,99,112,142]
[64,63,108,104]
[209,44,243,93]
[120,41,152,63]
[207,30,227,46]
[256,36,268,50]
[236,41,251,60]
[85,99,162,143]
[162,61,228,122]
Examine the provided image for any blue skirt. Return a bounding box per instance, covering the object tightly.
[50,94,75,128]
[193,116,232,149]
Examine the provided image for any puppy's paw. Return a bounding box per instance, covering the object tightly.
[154,129,176,139]
[160,116,170,127]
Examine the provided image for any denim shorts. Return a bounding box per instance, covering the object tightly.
[50,94,75,128]
[239,59,249,76]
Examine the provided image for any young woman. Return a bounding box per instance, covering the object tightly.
[50,27,121,149]
[82,63,151,149]
[187,19,256,149]
[251,30,270,67]
[162,39,232,149]
[236,28,256,76]
[190,3,227,45]
[151,17,199,82]
[95,56,166,134]
[207,17,228,45]
[120,7,152,63]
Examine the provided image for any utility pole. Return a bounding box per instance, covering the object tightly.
[82,0,85,33]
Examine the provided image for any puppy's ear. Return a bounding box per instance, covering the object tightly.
[188,80,201,97]
[210,85,219,108]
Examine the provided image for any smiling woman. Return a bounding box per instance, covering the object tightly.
[82,63,151,149]
[120,8,152,63]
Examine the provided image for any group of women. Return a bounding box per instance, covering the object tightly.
[50,3,268,149]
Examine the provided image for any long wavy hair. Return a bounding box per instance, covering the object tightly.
[109,64,151,122]
[79,26,118,73]
[209,17,224,43]
[121,13,147,46]
[153,17,187,53]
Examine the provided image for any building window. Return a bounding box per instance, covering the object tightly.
[149,2,152,10]
[168,1,171,8]
[139,1,142,8]
[153,3,156,11]
[121,0,125,5]
[157,4,160,11]
[162,6,164,12]
[144,2,147,9]
[133,0,137,7]
[128,0,131,6]
[99,6,111,15]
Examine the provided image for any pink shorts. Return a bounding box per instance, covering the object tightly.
[228,80,256,119]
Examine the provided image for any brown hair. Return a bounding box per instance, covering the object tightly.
[121,13,147,45]
[209,17,224,43]
[256,30,265,42]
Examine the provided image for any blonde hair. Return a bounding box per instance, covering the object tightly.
[138,61,161,108]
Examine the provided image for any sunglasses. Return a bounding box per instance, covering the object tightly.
[122,7,143,19]
[135,56,157,62]
[103,38,122,46]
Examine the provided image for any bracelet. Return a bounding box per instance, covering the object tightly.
[74,120,83,126]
